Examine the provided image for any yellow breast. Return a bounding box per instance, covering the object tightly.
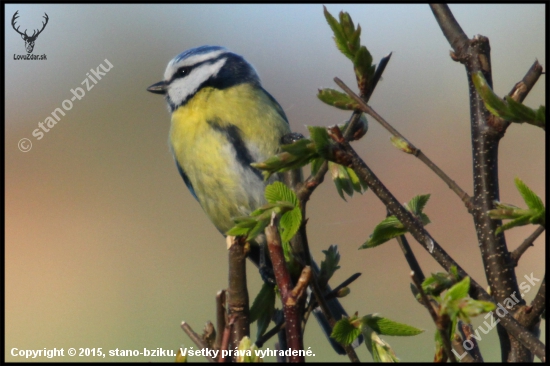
[169,83,290,233]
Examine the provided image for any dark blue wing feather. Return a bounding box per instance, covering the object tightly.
[174,158,198,201]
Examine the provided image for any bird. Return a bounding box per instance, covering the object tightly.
[147,45,360,354]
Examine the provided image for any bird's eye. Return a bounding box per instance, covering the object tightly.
[176,67,191,78]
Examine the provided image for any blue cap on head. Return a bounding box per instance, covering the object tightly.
[174,45,227,63]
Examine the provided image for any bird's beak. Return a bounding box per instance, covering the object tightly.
[147,80,168,95]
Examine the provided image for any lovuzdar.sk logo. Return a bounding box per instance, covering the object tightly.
[12,10,48,60]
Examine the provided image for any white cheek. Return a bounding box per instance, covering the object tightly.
[167,58,227,106]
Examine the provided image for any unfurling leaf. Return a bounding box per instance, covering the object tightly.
[227,182,301,243]
[472,71,545,129]
[331,315,362,345]
[360,194,431,248]
[488,177,545,234]
[362,314,423,336]
[317,88,360,110]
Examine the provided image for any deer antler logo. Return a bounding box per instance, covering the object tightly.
[12,11,49,54]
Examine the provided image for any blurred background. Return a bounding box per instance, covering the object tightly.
[5,4,545,362]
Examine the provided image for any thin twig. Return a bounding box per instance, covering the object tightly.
[452,333,476,362]
[459,321,484,362]
[181,321,216,363]
[334,77,473,209]
[218,316,234,363]
[215,290,226,350]
[500,60,544,131]
[396,234,425,283]
[519,275,546,328]
[307,273,362,312]
[510,226,545,266]
[410,271,457,362]
[298,53,393,204]
[255,318,285,348]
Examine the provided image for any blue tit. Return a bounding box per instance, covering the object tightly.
[147,45,289,236]
[148,45,360,354]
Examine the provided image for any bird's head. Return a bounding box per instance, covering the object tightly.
[147,45,261,111]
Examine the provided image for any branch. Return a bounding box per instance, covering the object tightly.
[430,4,538,361]
[255,317,285,349]
[218,316,234,363]
[215,290,226,350]
[452,333,476,363]
[410,271,457,362]
[510,226,545,266]
[334,77,473,210]
[429,4,469,56]
[324,125,546,360]
[297,53,393,205]
[458,321,484,362]
[226,236,250,350]
[396,234,425,283]
[305,272,361,316]
[266,215,306,362]
[519,274,546,328]
[500,60,544,131]
[181,321,216,363]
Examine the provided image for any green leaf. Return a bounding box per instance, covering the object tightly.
[310,157,325,176]
[472,71,515,119]
[362,314,423,336]
[328,162,367,201]
[265,181,296,205]
[226,226,253,237]
[280,138,315,156]
[422,271,458,297]
[339,11,355,40]
[317,88,360,110]
[360,194,431,249]
[354,46,375,92]
[361,323,400,362]
[227,183,301,242]
[444,276,470,302]
[360,216,405,249]
[332,316,362,346]
[280,203,302,243]
[472,71,546,129]
[406,194,431,216]
[348,25,361,54]
[506,96,536,121]
[308,125,333,158]
[323,7,354,60]
[330,162,352,200]
[247,219,269,241]
[265,182,301,243]
[458,299,496,323]
[515,177,544,211]
[439,277,495,324]
[488,177,545,234]
[346,166,363,193]
[250,283,276,340]
[319,245,341,287]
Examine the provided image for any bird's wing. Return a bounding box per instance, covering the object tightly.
[260,87,289,125]
[174,157,198,201]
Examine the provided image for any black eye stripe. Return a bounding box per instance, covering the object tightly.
[168,54,228,84]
